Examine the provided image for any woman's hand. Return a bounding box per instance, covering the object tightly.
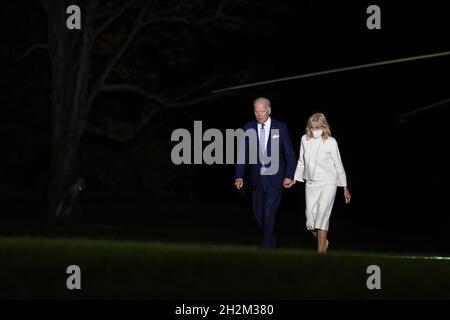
[344,186,351,204]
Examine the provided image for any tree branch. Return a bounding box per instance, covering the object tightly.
[95,0,136,39]
[101,84,168,106]
[16,43,49,60]
[141,1,226,27]
[36,0,52,13]
[85,106,159,143]
[87,0,248,111]
[101,83,233,109]
[168,77,218,101]
[86,2,149,109]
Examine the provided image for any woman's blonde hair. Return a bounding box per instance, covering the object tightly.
[305,112,331,140]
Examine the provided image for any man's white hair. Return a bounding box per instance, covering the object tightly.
[253,97,271,108]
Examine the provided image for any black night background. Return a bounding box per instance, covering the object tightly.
[0,0,449,302]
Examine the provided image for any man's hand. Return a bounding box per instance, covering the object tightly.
[235,178,244,190]
[283,178,295,188]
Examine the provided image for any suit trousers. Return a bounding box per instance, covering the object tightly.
[252,175,283,248]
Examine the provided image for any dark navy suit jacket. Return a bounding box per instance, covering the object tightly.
[235,118,297,190]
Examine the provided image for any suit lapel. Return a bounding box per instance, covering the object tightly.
[268,120,277,157]
[253,121,259,155]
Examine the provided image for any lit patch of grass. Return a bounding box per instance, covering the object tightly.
[1,237,449,299]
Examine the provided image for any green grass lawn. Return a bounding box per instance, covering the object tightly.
[1,237,449,299]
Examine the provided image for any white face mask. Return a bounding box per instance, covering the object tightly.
[312,129,323,139]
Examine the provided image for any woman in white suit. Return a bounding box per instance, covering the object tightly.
[294,113,351,253]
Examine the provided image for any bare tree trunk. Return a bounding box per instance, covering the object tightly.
[43,0,97,224]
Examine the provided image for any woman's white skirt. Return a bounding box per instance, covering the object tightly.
[305,180,337,231]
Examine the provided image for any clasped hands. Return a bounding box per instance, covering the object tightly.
[283,178,295,188]
[234,178,295,190]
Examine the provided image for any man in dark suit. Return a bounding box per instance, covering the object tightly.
[235,97,296,249]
